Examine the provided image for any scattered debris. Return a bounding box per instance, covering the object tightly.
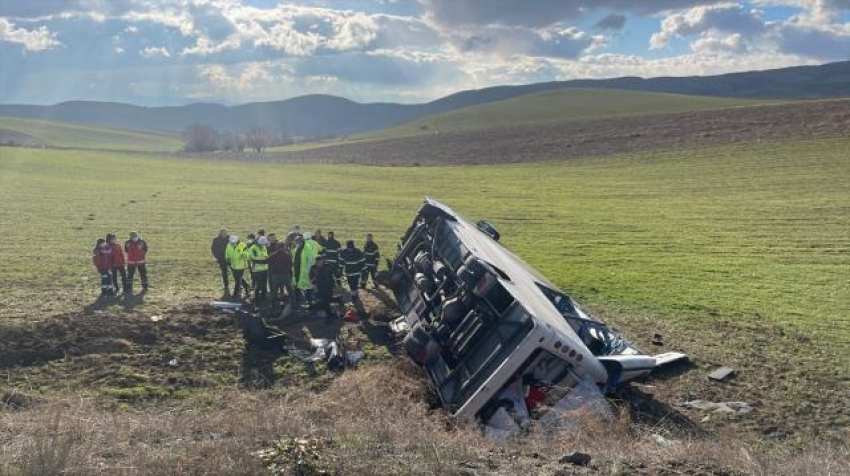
[211,301,242,310]
[346,350,364,366]
[343,308,358,322]
[651,333,664,346]
[559,451,592,467]
[149,315,165,322]
[389,316,410,334]
[682,400,753,414]
[168,358,179,367]
[255,437,333,476]
[708,366,735,381]
[652,433,677,447]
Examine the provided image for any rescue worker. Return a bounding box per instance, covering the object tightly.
[267,233,294,310]
[245,233,257,294]
[211,228,230,298]
[339,240,365,299]
[92,238,115,297]
[124,231,149,292]
[249,235,269,304]
[362,233,380,288]
[324,231,341,278]
[312,254,336,318]
[291,235,313,305]
[313,229,327,247]
[303,232,323,261]
[226,235,250,301]
[106,233,127,293]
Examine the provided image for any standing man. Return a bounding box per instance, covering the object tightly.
[226,235,250,301]
[339,240,365,300]
[291,235,313,305]
[92,238,115,297]
[106,233,127,294]
[267,233,293,310]
[125,231,149,292]
[362,233,380,289]
[312,254,336,318]
[324,231,341,279]
[211,229,230,298]
[303,232,323,261]
[249,235,269,305]
[313,229,327,247]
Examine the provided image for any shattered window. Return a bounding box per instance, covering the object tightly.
[433,221,467,271]
[536,284,581,319]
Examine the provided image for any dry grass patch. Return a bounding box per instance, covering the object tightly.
[2,360,848,475]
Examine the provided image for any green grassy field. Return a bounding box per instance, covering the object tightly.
[0,116,183,152]
[1,138,846,342]
[1,138,849,473]
[360,89,779,140]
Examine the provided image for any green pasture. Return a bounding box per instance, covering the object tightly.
[0,116,182,152]
[360,89,779,140]
[0,138,847,348]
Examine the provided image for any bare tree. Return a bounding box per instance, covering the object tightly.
[183,124,220,152]
[246,127,272,153]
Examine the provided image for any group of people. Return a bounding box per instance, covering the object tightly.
[91,232,149,297]
[211,227,381,312]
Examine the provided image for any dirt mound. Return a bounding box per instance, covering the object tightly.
[0,303,242,399]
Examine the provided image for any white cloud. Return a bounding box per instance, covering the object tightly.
[190,61,341,101]
[651,3,765,49]
[419,0,732,29]
[649,2,850,60]
[0,17,61,51]
[691,32,747,52]
[140,45,171,57]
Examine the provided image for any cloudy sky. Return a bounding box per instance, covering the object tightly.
[1,0,848,105]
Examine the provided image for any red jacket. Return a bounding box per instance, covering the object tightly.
[125,239,148,264]
[92,248,112,270]
[109,242,125,267]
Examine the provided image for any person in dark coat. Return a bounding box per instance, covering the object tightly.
[339,240,365,300]
[211,228,230,298]
[312,254,336,318]
[324,231,341,278]
[267,233,294,310]
[362,233,380,288]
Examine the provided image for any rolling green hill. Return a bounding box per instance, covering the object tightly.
[0,116,182,152]
[362,89,780,140]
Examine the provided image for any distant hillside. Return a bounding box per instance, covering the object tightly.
[362,89,778,140]
[0,61,847,139]
[0,116,182,152]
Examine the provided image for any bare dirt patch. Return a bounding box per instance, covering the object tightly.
[0,128,47,147]
[254,99,850,165]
